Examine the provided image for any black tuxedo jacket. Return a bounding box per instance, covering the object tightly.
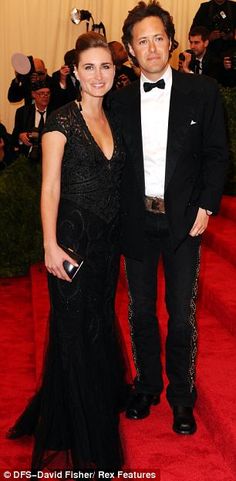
[12,104,52,154]
[200,48,222,81]
[111,68,228,259]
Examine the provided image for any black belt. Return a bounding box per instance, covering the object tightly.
[145,196,165,214]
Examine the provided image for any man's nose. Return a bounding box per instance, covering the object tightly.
[148,40,156,52]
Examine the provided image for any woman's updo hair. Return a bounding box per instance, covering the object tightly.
[75,32,113,66]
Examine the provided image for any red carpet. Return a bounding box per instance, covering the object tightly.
[0,195,236,480]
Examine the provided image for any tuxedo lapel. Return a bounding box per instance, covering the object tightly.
[24,105,36,131]
[121,81,145,195]
[165,70,196,191]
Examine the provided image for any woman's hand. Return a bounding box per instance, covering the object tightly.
[44,243,78,282]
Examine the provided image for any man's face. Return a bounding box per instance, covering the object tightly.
[32,88,51,109]
[189,35,209,57]
[128,16,171,81]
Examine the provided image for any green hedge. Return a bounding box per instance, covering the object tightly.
[0,156,43,277]
[220,86,236,195]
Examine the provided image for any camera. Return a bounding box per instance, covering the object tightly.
[212,11,232,34]
[28,129,39,143]
[67,63,76,77]
[179,49,197,72]
[27,128,41,161]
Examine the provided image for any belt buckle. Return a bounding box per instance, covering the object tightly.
[145,196,165,214]
[151,198,160,211]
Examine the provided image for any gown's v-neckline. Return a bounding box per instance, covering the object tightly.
[74,101,115,162]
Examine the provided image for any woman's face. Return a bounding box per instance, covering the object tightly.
[75,47,115,99]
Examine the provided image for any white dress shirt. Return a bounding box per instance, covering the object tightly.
[35,108,47,127]
[140,65,172,198]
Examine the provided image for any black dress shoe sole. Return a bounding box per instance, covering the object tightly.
[173,424,197,435]
[126,396,159,420]
[6,429,30,439]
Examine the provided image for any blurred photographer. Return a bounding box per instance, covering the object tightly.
[12,80,52,161]
[108,41,139,90]
[50,49,79,110]
[221,30,236,85]
[191,0,236,55]
[179,26,222,81]
[8,57,52,106]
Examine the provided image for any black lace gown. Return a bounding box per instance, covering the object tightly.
[10,102,126,472]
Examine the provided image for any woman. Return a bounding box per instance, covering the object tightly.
[7,32,126,472]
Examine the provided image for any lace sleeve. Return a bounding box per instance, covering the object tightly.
[44,104,73,139]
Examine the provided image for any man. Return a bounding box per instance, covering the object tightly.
[8,58,52,106]
[191,0,236,55]
[221,34,236,86]
[179,26,222,81]
[111,1,228,434]
[12,80,52,161]
[50,49,79,110]
[108,41,139,90]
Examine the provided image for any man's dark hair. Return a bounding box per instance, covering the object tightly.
[189,26,210,41]
[122,0,178,65]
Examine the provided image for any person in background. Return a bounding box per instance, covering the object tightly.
[8,58,52,106]
[50,49,79,109]
[12,80,52,161]
[221,31,236,86]
[191,0,236,56]
[111,0,228,435]
[108,40,139,89]
[179,26,222,81]
[7,32,126,473]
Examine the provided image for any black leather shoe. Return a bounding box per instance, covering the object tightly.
[172,406,196,434]
[126,392,160,420]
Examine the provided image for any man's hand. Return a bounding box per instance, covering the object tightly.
[223,56,232,70]
[19,132,32,146]
[189,207,210,237]
[178,51,192,73]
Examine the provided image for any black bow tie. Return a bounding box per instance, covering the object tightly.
[143,79,165,92]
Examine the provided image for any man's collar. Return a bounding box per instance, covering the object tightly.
[141,64,172,89]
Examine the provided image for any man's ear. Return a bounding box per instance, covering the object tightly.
[128,43,135,58]
[169,39,172,51]
[205,39,209,48]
